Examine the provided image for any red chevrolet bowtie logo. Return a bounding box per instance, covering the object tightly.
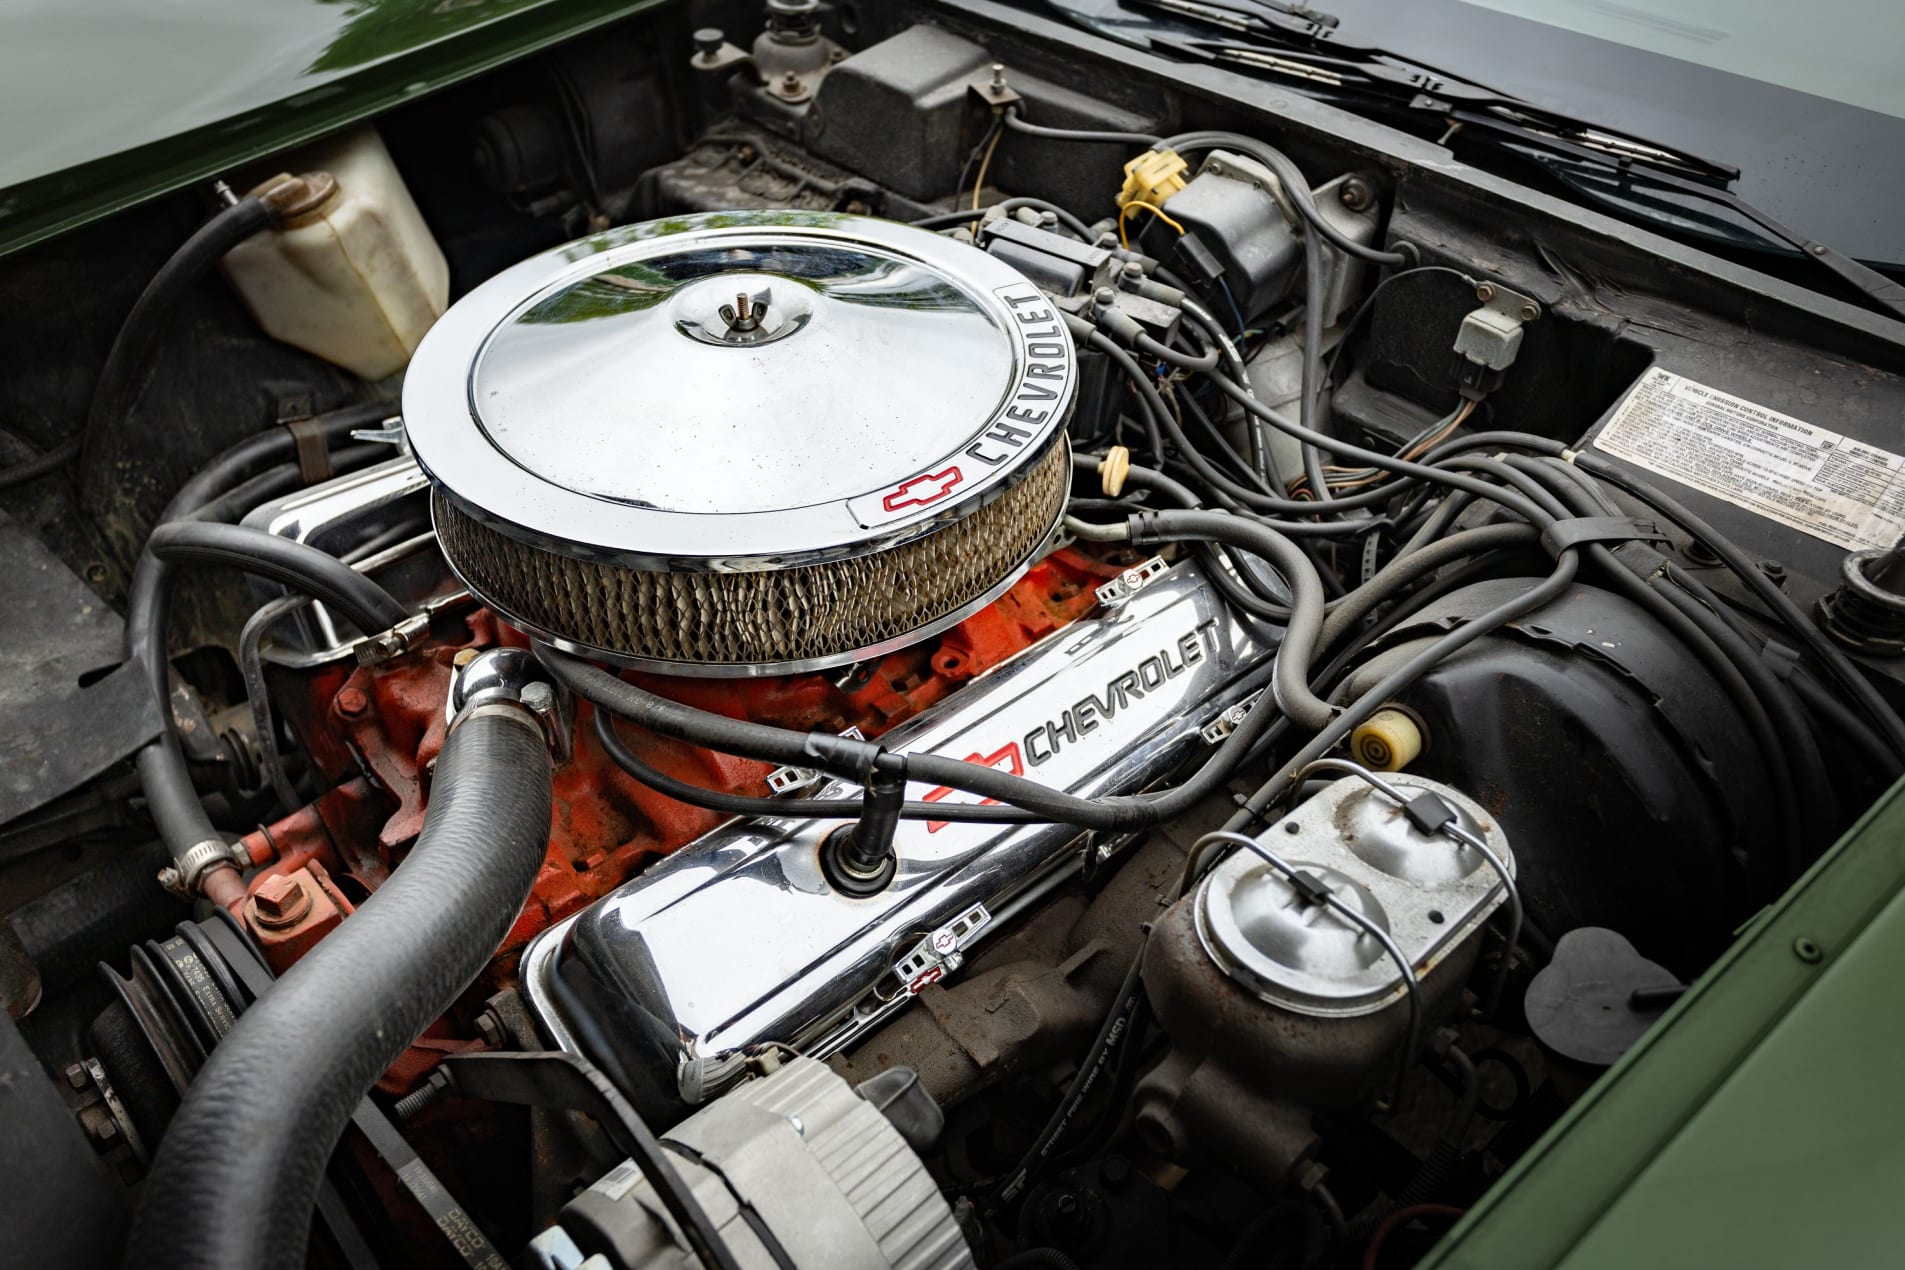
[881,465,964,512]
[921,742,1024,832]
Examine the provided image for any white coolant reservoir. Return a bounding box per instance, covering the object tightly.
[221,127,449,381]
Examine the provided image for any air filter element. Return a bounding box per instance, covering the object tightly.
[403,211,1077,675]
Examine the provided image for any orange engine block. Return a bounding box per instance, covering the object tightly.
[219,547,1123,1090]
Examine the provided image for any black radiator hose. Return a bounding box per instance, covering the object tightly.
[127,707,554,1270]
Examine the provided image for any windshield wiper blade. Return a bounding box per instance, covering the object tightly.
[1129,0,1739,184]
[1140,29,1905,319]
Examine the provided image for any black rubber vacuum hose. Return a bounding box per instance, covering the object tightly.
[78,197,272,502]
[125,403,392,868]
[129,706,553,1270]
[146,521,410,635]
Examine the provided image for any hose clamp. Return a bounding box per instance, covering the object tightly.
[447,647,572,761]
[159,838,245,896]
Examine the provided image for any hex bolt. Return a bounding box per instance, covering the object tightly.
[781,70,801,92]
[65,1062,88,1090]
[473,1011,507,1049]
[336,686,369,717]
[1476,282,1496,303]
[1520,302,1540,321]
[252,873,312,929]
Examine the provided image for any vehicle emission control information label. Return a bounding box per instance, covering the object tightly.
[1594,367,1905,551]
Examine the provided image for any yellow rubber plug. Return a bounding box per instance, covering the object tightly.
[1351,709,1423,772]
[1099,445,1131,497]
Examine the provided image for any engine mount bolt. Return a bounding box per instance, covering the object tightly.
[336,686,369,717]
[252,873,312,929]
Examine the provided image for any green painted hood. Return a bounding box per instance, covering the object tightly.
[0,0,664,259]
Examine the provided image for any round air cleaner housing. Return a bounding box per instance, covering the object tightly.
[404,210,1077,676]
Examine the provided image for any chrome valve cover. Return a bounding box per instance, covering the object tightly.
[522,559,1273,1097]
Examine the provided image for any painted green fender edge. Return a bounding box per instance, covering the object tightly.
[0,0,665,261]
[1423,776,1905,1269]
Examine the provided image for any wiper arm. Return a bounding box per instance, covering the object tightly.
[1134,18,1905,319]
[1130,0,1737,184]
[1437,103,1905,320]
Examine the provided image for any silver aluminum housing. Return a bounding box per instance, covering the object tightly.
[521,560,1273,1088]
[402,209,1076,573]
[1199,775,1514,1018]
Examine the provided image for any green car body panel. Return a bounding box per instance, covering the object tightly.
[0,0,665,260]
[1426,775,1905,1268]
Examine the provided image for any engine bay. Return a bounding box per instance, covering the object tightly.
[6,2,1905,1268]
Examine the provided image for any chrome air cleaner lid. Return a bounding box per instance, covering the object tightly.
[403,210,1077,675]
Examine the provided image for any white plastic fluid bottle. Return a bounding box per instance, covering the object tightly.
[221,126,449,381]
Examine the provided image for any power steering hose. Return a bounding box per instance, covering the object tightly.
[129,696,557,1270]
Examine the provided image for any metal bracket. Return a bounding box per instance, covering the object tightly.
[1094,555,1169,608]
[766,726,865,796]
[968,62,1022,109]
[348,415,406,447]
[1200,688,1265,744]
[765,766,821,795]
[892,903,992,996]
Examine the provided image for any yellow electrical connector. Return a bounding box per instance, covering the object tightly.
[1117,149,1188,211]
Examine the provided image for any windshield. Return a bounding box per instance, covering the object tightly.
[1463,0,1904,122]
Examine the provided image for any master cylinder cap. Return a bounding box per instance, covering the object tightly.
[402,210,1076,675]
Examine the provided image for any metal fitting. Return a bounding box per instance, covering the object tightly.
[354,612,431,666]
[250,873,313,930]
[1817,539,1905,654]
[447,647,572,760]
[160,838,247,897]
